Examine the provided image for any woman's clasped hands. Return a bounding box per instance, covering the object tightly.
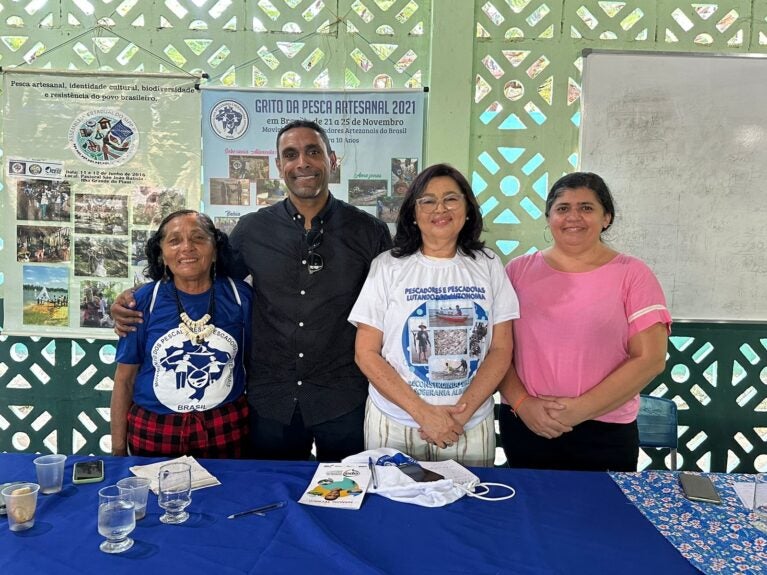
[515,396,575,440]
[416,402,467,449]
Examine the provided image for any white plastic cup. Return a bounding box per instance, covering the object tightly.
[33,454,67,494]
[2,483,40,531]
[117,477,151,520]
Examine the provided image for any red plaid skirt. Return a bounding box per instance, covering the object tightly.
[127,395,249,459]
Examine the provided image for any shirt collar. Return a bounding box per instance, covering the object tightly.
[283,193,337,227]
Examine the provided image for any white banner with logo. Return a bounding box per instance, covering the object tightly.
[200,89,425,235]
[0,71,201,337]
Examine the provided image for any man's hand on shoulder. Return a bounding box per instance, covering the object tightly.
[111,287,143,337]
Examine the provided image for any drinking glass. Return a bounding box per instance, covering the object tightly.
[117,477,150,521]
[98,485,135,553]
[753,473,767,533]
[158,462,191,524]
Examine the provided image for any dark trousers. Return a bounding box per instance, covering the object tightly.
[499,405,639,472]
[249,403,365,462]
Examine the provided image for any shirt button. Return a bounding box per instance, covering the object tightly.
[298,352,304,358]
[297,381,303,386]
[301,259,307,265]
[300,290,306,295]
[299,322,304,327]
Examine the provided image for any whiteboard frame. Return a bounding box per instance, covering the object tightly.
[579,49,767,323]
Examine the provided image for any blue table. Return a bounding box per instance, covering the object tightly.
[0,454,700,574]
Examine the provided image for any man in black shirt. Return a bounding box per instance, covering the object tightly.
[229,120,391,461]
[112,120,391,462]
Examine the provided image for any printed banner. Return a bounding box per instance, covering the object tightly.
[200,89,425,235]
[0,71,202,337]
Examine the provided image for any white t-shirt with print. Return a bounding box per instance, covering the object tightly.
[349,249,520,430]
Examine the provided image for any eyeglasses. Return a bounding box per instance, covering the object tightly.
[415,193,465,214]
[306,227,324,275]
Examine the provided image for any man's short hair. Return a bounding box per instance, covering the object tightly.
[276,119,334,156]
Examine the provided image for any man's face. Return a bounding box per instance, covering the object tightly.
[276,127,337,201]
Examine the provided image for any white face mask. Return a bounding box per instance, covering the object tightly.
[343,448,515,508]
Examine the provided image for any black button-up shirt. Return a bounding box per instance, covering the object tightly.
[229,195,392,426]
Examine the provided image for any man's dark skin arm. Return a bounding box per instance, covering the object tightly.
[111,288,142,337]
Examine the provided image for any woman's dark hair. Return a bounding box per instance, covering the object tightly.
[545,172,616,233]
[392,163,485,259]
[144,209,232,281]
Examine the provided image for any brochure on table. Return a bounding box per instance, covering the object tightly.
[299,463,371,510]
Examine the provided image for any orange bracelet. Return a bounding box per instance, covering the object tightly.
[511,394,530,417]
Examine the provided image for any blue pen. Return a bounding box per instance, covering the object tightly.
[368,456,378,489]
[227,500,286,519]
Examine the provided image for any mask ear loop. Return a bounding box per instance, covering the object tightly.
[458,482,516,501]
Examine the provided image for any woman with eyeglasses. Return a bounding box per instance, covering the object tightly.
[349,164,519,466]
[499,172,670,471]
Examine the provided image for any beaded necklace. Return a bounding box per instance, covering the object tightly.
[174,282,215,344]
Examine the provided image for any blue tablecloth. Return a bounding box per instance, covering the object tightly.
[0,454,700,575]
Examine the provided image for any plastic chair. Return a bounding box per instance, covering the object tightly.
[637,395,678,470]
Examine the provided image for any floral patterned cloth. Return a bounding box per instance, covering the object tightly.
[610,471,767,574]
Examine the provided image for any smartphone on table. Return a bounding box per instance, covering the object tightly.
[72,460,105,484]
[397,462,444,483]
[679,472,721,504]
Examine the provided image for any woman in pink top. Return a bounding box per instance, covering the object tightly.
[499,172,671,471]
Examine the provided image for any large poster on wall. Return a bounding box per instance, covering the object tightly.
[0,71,201,337]
[200,89,425,235]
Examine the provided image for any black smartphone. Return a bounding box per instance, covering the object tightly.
[679,472,722,504]
[397,462,444,483]
[72,460,105,484]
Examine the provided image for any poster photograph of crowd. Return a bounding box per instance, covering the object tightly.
[16,178,71,222]
[17,225,71,263]
[74,193,128,235]
[79,279,119,328]
[214,216,239,235]
[22,265,70,327]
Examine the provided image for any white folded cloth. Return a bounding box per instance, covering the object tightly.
[129,455,220,494]
[342,448,480,508]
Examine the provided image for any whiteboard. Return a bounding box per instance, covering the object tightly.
[580,50,767,322]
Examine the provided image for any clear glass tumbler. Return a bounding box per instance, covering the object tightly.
[98,485,135,553]
[158,462,191,524]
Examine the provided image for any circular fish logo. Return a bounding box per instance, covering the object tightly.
[69,109,139,167]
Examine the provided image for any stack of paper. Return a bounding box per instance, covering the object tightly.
[129,455,220,494]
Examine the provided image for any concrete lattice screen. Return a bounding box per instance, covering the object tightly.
[1,0,766,471]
